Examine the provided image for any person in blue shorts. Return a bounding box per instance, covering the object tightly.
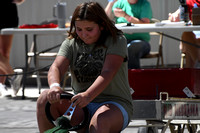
[37,2,133,133]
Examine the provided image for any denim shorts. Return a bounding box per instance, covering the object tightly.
[87,101,129,131]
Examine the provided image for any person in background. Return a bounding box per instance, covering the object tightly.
[0,0,25,97]
[168,0,200,68]
[37,2,133,133]
[105,0,153,69]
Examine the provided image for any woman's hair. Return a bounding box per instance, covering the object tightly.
[68,2,122,44]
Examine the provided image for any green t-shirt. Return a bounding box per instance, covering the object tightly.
[113,0,153,42]
[57,35,133,121]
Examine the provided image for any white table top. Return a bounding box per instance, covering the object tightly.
[1,23,200,35]
[1,27,69,35]
[115,23,200,34]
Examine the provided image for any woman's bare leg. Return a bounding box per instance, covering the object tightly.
[37,90,54,133]
[89,104,123,133]
[181,32,200,68]
[0,35,14,84]
[37,90,84,133]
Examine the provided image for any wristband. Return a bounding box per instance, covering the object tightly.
[128,16,132,22]
[108,0,114,2]
[50,83,60,89]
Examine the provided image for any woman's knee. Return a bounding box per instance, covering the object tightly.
[90,107,109,126]
[37,90,48,109]
[128,40,150,55]
[89,113,110,132]
[89,105,123,132]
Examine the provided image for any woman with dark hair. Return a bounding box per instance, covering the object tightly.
[37,2,133,133]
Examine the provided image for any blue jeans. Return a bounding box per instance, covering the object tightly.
[127,40,150,69]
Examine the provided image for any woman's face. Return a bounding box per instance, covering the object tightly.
[75,20,103,45]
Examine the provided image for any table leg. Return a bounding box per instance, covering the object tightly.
[22,34,28,99]
[33,35,42,93]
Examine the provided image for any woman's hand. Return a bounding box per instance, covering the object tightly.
[47,87,63,104]
[71,92,91,108]
[113,8,126,18]
[168,9,180,22]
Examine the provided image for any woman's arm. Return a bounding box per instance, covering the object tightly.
[47,55,70,103]
[105,0,117,20]
[71,54,124,108]
[124,15,150,23]
[113,8,150,24]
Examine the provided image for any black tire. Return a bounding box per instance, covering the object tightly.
[45,93,89,131]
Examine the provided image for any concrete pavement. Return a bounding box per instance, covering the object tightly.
[0,87,144,133]
[0,87,39,133]
[0,87,194,133]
